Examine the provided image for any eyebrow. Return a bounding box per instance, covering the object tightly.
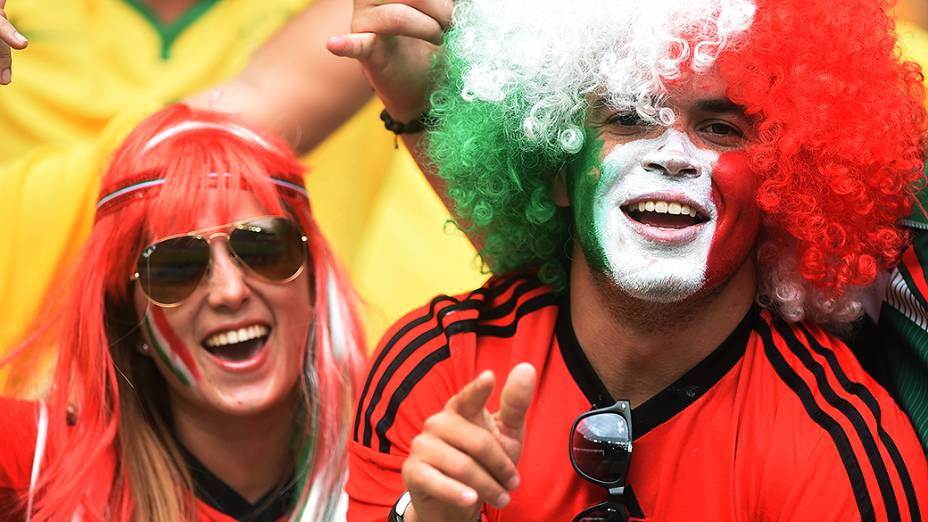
[695,98,746,115]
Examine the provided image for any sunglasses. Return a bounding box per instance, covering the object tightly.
[569,400,644,522]
[132,216,308,307]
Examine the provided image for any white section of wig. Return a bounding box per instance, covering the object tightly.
[142,121,274,153]
[756,244,866,327]
[26,402,49,522]
[451,0,756,153]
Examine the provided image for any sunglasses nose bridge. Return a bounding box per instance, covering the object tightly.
[203,235,251,309]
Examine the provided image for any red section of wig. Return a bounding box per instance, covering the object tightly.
[719,0,927,295]
[10,105,365,520]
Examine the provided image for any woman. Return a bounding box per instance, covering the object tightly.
[0,104,366,521]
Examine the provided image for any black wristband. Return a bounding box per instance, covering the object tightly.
[380,109,434,135]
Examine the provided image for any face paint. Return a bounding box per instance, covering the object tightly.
[704,151,761,286]
[143,306,201,386]
[573,128,756,302]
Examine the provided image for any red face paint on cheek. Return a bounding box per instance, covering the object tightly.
[144,306,201,386]
[705,151,762,286]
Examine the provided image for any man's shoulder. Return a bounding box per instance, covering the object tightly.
[372,273,559,359]
[352,273,560,456]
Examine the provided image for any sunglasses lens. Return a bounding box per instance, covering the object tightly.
[229,217,306,281]
[137,235,210,305]
[574,505,627,522]
[572,413,631,485]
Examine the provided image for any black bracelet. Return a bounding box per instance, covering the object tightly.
[380,108,435,135]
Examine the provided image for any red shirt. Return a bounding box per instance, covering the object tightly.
[0,399,294,521]
[347,274,928,521]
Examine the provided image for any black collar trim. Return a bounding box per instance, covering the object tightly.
[556,294,754,439]
[179,444,296,521]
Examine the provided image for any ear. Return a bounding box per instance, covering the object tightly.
[551,164,571,208]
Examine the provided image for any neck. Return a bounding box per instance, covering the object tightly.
[569,243,756,406]
[171,391,298,502]
[140,0,200,24]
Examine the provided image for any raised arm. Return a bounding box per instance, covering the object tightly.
[327,0,470,233]
[188,0,373,154]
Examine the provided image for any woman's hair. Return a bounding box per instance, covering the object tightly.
[428,0,927,324]
[11,104,365,521]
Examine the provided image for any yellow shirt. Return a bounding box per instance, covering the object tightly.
[898,20,928,87]
[0,0,484,387]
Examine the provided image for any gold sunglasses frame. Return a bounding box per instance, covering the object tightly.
[130,215,308,308]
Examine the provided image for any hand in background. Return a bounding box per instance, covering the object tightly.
[327,0,451,122]
[0,0,27,85]
[401,363,536,522]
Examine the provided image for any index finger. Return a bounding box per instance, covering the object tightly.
[447,370,496,419]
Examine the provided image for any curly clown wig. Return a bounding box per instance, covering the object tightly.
[12,105,366,521]
[428,0,927,323]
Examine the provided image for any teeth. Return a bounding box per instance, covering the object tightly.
[626,199,700,218]
[205,325,269,348]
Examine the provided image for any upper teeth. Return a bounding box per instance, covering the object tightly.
[628,200,698,217]
[205,325,269,348]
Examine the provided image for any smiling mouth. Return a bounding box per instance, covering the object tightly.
[202,325,271,363]
[622,199,708,229]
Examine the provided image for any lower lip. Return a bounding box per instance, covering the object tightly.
[622,210,706,244]
[204,338,270,374]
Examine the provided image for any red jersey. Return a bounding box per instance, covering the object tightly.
[347,274,928,521]
[0,399,295,521]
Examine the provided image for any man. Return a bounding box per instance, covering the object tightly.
[333,0,928,520]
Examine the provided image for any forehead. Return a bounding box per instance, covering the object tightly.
[664,69,730,103]
[192,189,270,230]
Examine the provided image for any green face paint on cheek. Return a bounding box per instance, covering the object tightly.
[143,307,200,387]
[568,134,610,271]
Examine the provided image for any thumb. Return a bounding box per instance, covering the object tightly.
[497,363,536,434]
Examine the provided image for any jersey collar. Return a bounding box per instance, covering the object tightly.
[555,294,755,439]
[179,443,296,520]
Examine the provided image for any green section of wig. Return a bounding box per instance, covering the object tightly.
[427,30,603,290]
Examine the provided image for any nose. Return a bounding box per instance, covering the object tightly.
[640,130,700,177]
[205,240,250,310]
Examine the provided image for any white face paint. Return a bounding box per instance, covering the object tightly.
[579,129,721,302]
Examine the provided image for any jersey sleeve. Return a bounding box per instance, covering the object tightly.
[346,294,482,521]
[879,227,928,450]
[776,418,928,522]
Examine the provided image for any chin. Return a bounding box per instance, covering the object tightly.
[607,262,707,304]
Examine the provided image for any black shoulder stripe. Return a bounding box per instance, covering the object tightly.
[358,277,548,446]
[353,294,459,442]
[360,298,476,446]
[772,320,901,521]
[367,290,559,453]
[477,293,559,337]
[353,274,533,442]
[376,346,451,453]
[755,318,875,520]
[795,323,920,522]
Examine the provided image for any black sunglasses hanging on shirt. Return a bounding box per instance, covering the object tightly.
[569,400,645,522]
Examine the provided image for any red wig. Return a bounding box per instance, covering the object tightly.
[719,0,927,319]
[13,104,365,520]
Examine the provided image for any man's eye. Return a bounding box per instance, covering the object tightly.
[703,122,743,137]
[607,112,643,126]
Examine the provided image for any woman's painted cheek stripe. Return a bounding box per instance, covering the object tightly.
[704,151,762,285]
[143,307,200,386]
